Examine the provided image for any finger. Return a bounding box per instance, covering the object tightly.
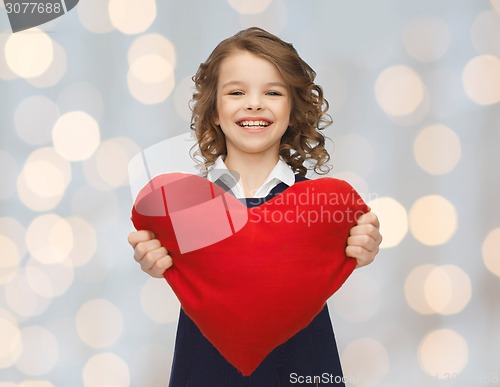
[349,223,380,240]
[356,211,380,228]
[139,246,168,269]
[144,255,174,278]
[128,230,156,248]
[347,234,379,253]
[134,239,165,262]
[345,245,376,268]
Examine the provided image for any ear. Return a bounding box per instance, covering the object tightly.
[212,111,220,126]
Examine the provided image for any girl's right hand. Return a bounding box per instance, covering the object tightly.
[128,230,173,278]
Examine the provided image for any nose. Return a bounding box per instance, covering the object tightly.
[245,94,263,111]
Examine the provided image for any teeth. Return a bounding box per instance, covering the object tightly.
[238,120,271,127]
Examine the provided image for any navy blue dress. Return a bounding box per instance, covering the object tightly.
[168,175,345,386]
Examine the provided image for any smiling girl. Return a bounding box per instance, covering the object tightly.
[129,27,382,386]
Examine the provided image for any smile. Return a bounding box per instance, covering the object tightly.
[237,120,272,128]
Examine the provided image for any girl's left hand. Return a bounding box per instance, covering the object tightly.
[346,212,382,269]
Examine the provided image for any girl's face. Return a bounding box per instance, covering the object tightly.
[214,50,291,163]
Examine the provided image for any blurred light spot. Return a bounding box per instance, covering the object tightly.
[174,76,195,123]
[26,258,74,297]
[424,265,472,315]
[26,214,74,265]
[492,0,500,12]
[83,137,141,190]
[127,71,175,104]
[66,217,97,267]
[0,33,17,80]
[375,65,424,116]
[17,167,63,211]
[463,55,500,105]
[20,147,71,184]
[325,133,374,177]
[5,269,52,317]
[108,0,156,35]
[0,235,20,284]
[341,338,390,386]
[130,55,173,84]
[0,152,18,200]
[52,111,101,161]
[24,160,66,198]
[18,152,71,198]
[78,0,114,33]
[329,271,380,323]
[403,17,450,62]
[367,197,408,248]
[405,264,438,315]
[419,329,468,378]
[126,34,178,104]
[409,195,457,246]
[141,278,180,323]
[82,352,130,387]
[15,326,58,376]
[413,125,461,175]
[471,11,500,57]
[228,0,272,14]
[17,147,71,211]
[238,0,287,35]
[4,28,53,78]
[0,217,27,260]
[386,88,430,127]
[57,82,104,119]
[14,96,59,146]
[0,318,22,368]
[128,33,176,68]
[76,299,123,348]
[26,40,67,88]
[483,228,500,276]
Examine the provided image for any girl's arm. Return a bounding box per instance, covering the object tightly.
[128,230,173,278]
[346,212,382,269]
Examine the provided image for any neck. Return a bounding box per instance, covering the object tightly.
[224,152,279,197]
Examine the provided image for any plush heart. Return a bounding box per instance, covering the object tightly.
[131,173,368,376]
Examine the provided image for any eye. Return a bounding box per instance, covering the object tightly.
[266,91,283,96]
[228,91,244,96]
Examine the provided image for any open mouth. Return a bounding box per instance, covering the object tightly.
[237,120,272,128]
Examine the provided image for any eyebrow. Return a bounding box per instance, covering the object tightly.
[221,81,288,89]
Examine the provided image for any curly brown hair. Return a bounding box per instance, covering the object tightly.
[190,27,332,176]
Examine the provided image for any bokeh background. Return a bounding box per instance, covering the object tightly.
[1,0,500,386]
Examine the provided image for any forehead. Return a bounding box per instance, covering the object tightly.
[217,50,287,86]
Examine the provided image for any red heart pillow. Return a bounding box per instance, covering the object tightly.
[131,173,368,376]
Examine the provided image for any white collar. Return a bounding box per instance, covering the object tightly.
[206,155,295,199]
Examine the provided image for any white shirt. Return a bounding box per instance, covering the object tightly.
[206,155,296,199]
